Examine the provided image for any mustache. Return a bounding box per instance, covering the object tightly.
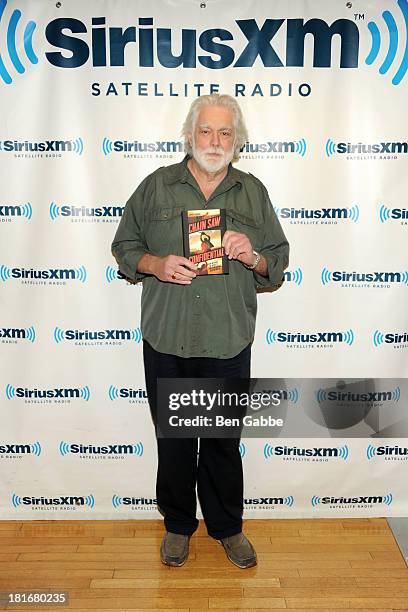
[202,147,224,155]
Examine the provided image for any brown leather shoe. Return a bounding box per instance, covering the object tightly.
[219,532,257,568]
[160,532,190,566]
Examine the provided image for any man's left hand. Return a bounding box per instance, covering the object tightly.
[222,230,255,267]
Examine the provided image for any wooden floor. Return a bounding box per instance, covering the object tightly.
[0,518,408,610]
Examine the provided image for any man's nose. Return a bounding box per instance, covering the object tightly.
[210,131,220,146]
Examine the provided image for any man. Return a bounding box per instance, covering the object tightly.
[111,94,289,569]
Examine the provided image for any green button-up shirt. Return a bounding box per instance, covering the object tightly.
[111,155,289,358]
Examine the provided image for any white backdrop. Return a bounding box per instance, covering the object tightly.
[0,0,407,519]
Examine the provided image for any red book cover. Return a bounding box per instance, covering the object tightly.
[182,209,229,275]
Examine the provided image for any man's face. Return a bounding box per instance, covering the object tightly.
[190,105,236,173]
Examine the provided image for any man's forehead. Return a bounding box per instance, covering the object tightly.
[196,105,234,128]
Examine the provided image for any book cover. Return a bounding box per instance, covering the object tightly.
[182,208,229,275]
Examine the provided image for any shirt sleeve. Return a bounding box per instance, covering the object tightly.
[111,176,151,283]
[253,186,290,290]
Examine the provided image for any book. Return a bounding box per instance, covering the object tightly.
[182,208,229,275]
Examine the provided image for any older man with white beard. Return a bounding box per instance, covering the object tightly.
[112,94,289,569]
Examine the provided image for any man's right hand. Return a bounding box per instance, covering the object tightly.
[138,254,197,284]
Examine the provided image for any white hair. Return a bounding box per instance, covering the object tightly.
[181,94,248,162]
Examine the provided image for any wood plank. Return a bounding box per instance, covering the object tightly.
[245,586,408,597]
[208,597,285,608]
[300,568,408,577]
[111,574,286,584]
[0,577,91,589]
[0,569,113,578]
[0,536,103,545]
[69,587,242,598]
[285,598,408,608]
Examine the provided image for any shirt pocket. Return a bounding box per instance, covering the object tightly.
[226,208,263,251]
[145,205,185,256]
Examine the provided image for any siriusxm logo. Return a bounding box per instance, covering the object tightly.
[0,326,36,343]
[108,386,148,403]
[275,205,359,224]
[59,441,144,457]
[0,265,87,284]
[102,137,183,157]
[0,138,84,156]
[244,496,294,508]
[6,384,91,402]
[50,202,123,221]
[373,329,408,348]
[366,1,408,85]
[283,268,303,286]
[317,387,400,404]
[367,444,408,461]
[45,16,360,70]
[0,202,32,220]
[112,495,157,509]
[54,327,142,345]
[0,0,37,84]
[266,328,355,347]
[0,442,41,456]
[264,443,349,461]
[239,442,246,458]
[326,138,408,158]
[241,139,306,158]
[260,388,299,403]
[2,2,408,86]
[105,265,126,283]
[12,493,95,508]
[379,205,408,224]
[311,493,393,507]
[105,265,141,286]
[321,267,408,287]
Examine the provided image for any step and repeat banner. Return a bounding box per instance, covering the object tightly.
[1,0,407,519]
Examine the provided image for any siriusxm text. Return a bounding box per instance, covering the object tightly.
[1,140,77,152]
[13,388,85,398]
[10,268,80,279]
[275,332,345,342]
[273,446,343,457]
[19,496,90,505]
[62,330,136,340]
[325,391,394,401]
[279,207,349,219]
[320,496,389,504]
[331,271,405,283]
[59,206,124,217]
[67,444,139,454]
[45,17,359,69]
[336,142,408,154]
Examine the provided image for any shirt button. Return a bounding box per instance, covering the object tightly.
[196,294,200,298]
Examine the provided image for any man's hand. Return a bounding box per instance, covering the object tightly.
[222,230,268,276]
[138,253,197,284]
[222,230,254,267]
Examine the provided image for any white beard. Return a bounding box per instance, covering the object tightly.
[192,142,234,174]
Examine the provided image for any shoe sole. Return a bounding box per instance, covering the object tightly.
[160,555,188,567]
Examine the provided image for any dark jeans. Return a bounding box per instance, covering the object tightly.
[143,339,251,539]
